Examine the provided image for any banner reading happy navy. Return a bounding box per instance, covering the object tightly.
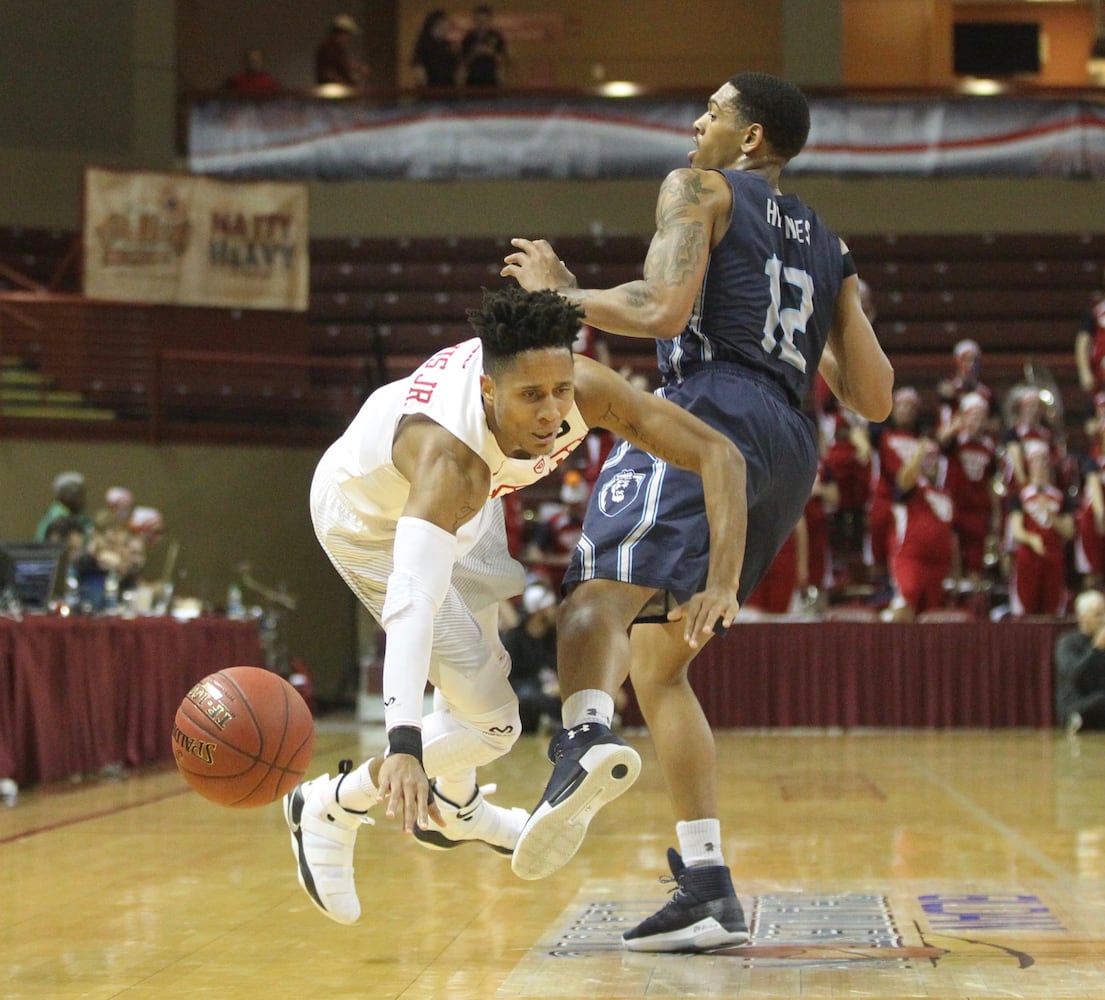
[82,167,309,311]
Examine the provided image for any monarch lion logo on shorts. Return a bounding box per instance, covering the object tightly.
[598,469,646,516]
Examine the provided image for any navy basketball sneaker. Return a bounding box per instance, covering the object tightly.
[511,722,641,880]
[623,848,749,952]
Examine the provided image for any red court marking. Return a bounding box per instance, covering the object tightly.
[0,786,192,846]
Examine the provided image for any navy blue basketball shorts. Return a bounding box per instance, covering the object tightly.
[565,364,818,612]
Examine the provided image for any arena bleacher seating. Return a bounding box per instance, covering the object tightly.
[845,231,1104,419]
[0,225,1101,442]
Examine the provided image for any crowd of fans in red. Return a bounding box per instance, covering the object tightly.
[511,282,1105,624]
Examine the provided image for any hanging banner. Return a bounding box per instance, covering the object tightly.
[83,167,309,311]
[187,95,1105,181]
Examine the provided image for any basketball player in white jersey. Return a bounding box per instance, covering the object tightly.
[285,287,748,925]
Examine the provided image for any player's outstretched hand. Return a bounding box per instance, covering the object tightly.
[501,238,577,292]
[667,586,741,649]
[376,753,443,834]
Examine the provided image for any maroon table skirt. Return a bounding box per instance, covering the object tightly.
[0,615,263,787]
[618,619,1066,729]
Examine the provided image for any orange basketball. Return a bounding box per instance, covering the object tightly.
[172,666,315,808]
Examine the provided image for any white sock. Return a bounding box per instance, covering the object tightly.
[333,759,379,813]
[562,689,615,729]
[677,818,725,868]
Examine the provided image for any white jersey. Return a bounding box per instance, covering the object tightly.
[312,338,590,736]
[321,338,590,555]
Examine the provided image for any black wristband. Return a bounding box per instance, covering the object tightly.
[387,725,423,765]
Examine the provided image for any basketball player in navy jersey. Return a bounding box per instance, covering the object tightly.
[502,72,895,951]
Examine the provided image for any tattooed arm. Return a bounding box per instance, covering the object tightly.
[574,356,746,640]
[502,168,732,341]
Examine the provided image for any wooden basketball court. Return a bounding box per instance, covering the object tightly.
[2,722,1103,1000]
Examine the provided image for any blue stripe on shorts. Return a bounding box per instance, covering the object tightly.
[565,364,818,605]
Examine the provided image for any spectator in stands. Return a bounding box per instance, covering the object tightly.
[411,10,460,90]
[573,322,612,368]
[42,514,97,585]
[1082,388,1105,445]
[818,275,875,590]
[1008,439,1075,616]
[501,580,561,733]
[938,392,1000,598]
[822,400,870,589]
[224,47,280,95]
[316,13,370,92]
[1074,288,1105,394]
[804,459,838,602]
[884,435,955,622]
[937,339,994,432]
[524,469,590,592]
[565,323,617,487]
[743,516,807,616]
[576,426,617,488]
[35,471,94,543]
[130,506,164,541]
[1054,588,1105,734]
[866,386,922,602]
[460,5,507,88]
[1002,385,1055,491]
[1052,428,1083,505]
[88,487,147,591]
[502,491,526,560]
[1075,409,1105,589]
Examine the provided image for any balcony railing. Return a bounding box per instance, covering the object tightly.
[0,290,370,445]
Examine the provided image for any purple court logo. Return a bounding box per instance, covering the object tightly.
[598,469,646,516]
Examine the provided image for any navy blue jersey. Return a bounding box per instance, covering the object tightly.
[658,169,846,408]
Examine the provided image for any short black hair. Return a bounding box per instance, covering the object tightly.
[467,287,582,375]
[726,72,810,162]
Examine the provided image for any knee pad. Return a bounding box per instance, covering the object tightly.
[421,697,521,778]
[470,699,523,755]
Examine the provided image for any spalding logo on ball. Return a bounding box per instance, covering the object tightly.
[173,665,315,808]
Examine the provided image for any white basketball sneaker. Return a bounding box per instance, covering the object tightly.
[284,762,374,925]
[413,782,528,855]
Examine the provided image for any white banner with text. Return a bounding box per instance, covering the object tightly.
[83,168,309,311]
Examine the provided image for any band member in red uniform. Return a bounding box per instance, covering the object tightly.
[743,517,807,615]
[885,436,955,621]
[937,339,994,432]
[1008,440,1075,616]
[1075,286,1105,393]
[867,386,921,595]
[805,460,838,598]
[1002,386,1055,492]
[822,402,869,587]
[938,392,1000,594]
[1076,413,1105,589]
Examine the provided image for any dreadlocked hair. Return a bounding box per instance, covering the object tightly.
[468,286,584,376]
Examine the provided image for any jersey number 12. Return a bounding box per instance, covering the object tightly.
[761,255,813,373]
